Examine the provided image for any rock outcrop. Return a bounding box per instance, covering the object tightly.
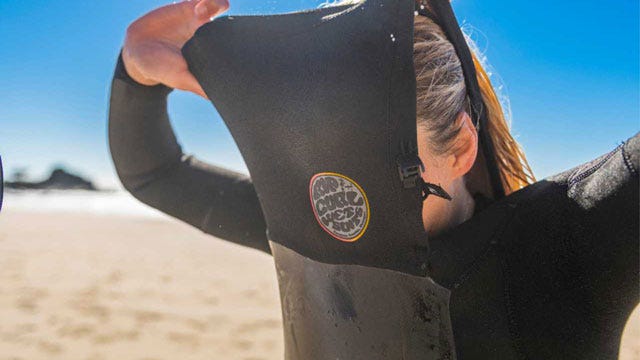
[6,168,97,191]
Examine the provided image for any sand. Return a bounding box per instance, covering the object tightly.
[0,211,283,360]
[0,210,637,360]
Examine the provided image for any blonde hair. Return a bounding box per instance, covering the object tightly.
[324,0,535,194]
[414,15,535,194]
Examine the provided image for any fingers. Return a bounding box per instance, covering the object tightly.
[136,43,207,98]
[121,47,160,86]
[167,69,209,99]
[124,0,224,98]
[194,0,230,22]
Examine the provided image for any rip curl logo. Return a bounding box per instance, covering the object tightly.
[309,172,370,242]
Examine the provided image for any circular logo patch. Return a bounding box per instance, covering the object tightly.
[309,172,370,242]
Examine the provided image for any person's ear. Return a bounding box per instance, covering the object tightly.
[447,111,478,180]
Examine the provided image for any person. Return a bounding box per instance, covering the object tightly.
[108,0,639,358]
[112,0,532,243]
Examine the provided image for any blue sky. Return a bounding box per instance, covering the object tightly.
[0,0,638,188]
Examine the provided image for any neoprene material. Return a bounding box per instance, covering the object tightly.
[108,0,640,357]
[182,0,430,276]
[272,240,456,359]
[109,56,270,253]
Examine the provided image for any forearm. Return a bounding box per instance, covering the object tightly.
[108,53,270,253]
[109,53,180,189]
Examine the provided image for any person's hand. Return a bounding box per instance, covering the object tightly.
[122,0,230,98]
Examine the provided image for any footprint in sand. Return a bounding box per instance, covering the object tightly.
[92,329,140,344]
[231,338,254,350]
[76,285,100,298]
[37,340,64,355]
[68,286,111,321]
[71,302,111,321]
[234,319,281,334]
[183,318,208,332]
[57,323,95,338]
[15,287,48,313]
[166,331,201,348]
[1,323,38,344]
[133,309,165,325]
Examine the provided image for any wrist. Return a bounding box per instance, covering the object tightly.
[121,48,159,86]
[114,50,172,95]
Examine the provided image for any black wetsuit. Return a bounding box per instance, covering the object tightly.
[109,54,639,359]
[108,55,269,254]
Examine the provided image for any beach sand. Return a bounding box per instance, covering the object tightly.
[0,211,283,360]
[0,210,638,360]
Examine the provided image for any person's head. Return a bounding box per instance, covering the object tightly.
[327,0,534,235]
[413,14,534,235]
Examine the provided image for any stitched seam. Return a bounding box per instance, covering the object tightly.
[567,145,622,188]
[621,145,638,177]
[450,241,494,290]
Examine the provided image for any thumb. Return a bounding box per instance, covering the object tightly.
[167,69,209,99]
[194,0,230,22]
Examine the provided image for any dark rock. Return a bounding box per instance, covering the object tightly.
[5,167,97,191]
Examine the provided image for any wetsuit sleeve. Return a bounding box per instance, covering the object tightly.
[108,53,270,254]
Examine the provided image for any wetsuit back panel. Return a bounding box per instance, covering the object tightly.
[182,0,429,276]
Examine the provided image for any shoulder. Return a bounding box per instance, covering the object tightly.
[492,133,640,256]
[498,132,640,290]
[504,132,639,216]
[490,133,640,358]
[550,132,638,208]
